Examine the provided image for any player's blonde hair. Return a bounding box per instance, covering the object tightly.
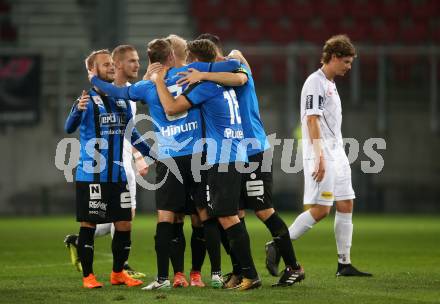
[321,34,356,64]
[112,44,137,62]
[166,34,187,62]
[85,49,111,70]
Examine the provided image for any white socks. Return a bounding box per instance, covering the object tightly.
[334,211,353,264]
[94,223,113,237]
[288,210,317,240]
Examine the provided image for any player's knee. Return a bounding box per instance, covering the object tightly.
[310,206,331,221]
[114,221,131,231]
[238,209,246,219]
[157,210,175,223]
[191,214,203,227]
[255,208,275,221]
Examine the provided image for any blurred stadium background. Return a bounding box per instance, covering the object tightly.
[0,0,439,216]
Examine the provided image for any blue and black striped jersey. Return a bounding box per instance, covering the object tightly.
[65,89,154,182]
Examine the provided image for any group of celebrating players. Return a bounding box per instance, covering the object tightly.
[63,32,372,291]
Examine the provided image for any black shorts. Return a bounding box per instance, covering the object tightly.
[76,182,132,224]
[206,162,243,217]
[239,152,274,211]
[155,154,203,214]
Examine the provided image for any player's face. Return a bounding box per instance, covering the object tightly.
[121,50,140,80]
[95,54,115,82]
[334,56,354,76]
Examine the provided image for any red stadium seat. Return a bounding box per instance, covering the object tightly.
[223,0,254,20]
[284,0,314,21]
[370,19,399,44]
[255,0,283,20]
[345,0,378,20]
[233,19,264,44]
[381,0,410,21]
[191,0,223,19]
[301,22,333,45]
[265,19,301,45]
[314,0,345,21]
[400,22,429,45]
[337,18,370,42]
[197,19,236,42]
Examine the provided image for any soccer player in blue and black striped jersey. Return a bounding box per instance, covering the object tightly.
[90,38,242,290]
[152,39,261,291]
[176,33,305,287]
[65,49,154,288]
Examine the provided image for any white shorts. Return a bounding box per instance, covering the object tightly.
[303,152,355,206]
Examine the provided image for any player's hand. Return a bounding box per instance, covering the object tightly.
[143,62,163,80]
[135,156,149,176]
[76,90,90,111]
[150,66,169,83]
[87,63,98,82]
[176,68,203,86]
[312,155,326,182]
[131,208,136,219]
[227,49,243,60]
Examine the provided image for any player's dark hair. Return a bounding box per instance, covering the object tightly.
[112,44,137,62]
[321,34,356,64]
[147,39,173,64]
[85,49,111,70]
[187,39,217,63]
[196,33,223,56]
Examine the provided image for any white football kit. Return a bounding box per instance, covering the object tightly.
[300,69,355,206]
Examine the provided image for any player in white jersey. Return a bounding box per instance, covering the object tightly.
[64,45,148,279]
[266,35,371,277]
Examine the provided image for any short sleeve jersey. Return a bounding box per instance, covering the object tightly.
[300,69,343,160]
[233,64,270,156]
[183,81,247,164]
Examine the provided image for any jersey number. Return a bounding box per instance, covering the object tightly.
[223,89,241,125]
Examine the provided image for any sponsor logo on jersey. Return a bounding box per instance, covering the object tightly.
[224,128,244,139]
[306,95,313,109]
[246,180,264,197]
[116,99,127,109]
[99,113,127,127]
[120,191,131,208]
[318,95,324,110]
[160,121,198,137]
[91,95,104,106]
[320,191,334,200]
[89,184,101,199]
[89,200,107,211]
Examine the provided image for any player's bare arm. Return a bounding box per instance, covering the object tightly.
[307,115,325,182]
[151,67,192,115]
[228,49,251,71]
[177,68,248,87]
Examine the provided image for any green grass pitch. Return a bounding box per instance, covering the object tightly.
[0,213,439,304]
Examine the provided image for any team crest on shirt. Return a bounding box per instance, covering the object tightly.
[91,95,104,107]
[116,99,127,109]
[306,95,313,109]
